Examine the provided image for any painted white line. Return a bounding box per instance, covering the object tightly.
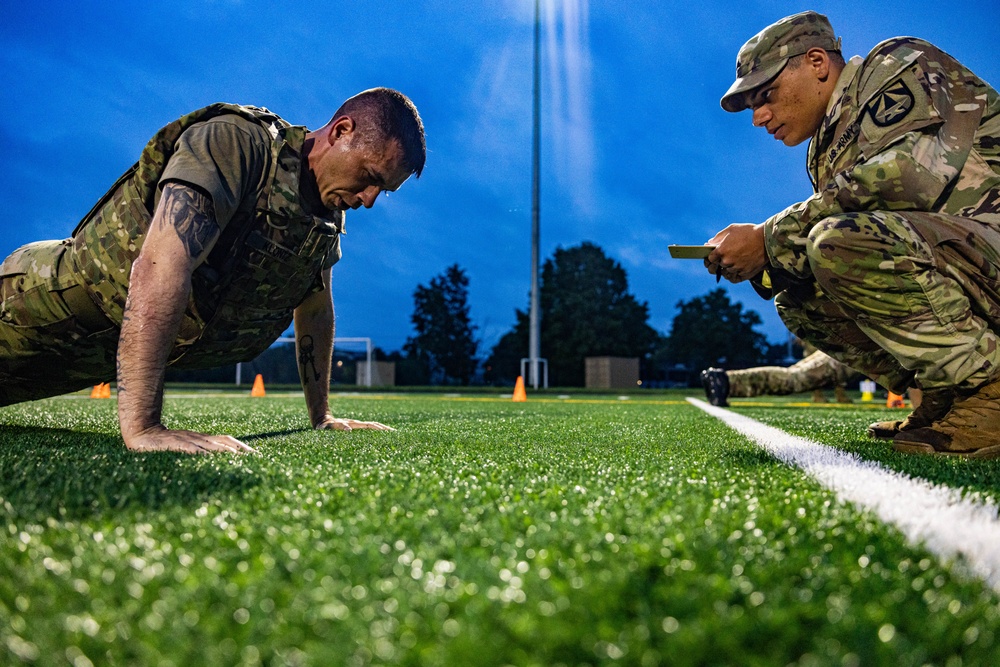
[688,397,1000,593]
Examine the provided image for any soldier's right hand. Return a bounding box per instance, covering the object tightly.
[705,223,768,283]
[123,425,257,455]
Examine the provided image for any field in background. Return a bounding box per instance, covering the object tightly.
[1,391,998,665]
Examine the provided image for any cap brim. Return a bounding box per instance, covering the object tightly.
[720,59,788,112]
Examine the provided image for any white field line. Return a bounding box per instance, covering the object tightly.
[688,397,1000,593]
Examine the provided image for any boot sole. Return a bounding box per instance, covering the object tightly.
[892,441,1000,459]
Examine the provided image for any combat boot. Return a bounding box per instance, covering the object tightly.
[892,379,1000,458]
[866,387,954,440]
[700,368,729,407]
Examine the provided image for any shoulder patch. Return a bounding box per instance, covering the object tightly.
[867,80,915,127]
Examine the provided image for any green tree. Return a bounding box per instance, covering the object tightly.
[662,288,768,379]
[484,310,529,386]
[403,264,479,385]
[486,242,659,386]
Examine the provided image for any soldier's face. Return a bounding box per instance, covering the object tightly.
[747,51,832,146]
[313,120,412,211]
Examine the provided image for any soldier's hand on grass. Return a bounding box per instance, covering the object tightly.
[313,416,396,431]
[124,426,258,455]
[705,223,768,283]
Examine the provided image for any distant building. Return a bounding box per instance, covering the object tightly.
[585,357,639,389]
[356,361,396,387]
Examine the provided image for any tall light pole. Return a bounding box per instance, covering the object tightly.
[528,0,542,389]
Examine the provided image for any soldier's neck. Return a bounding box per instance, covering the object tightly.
[298,137,332,217]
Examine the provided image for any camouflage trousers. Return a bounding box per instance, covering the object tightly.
[728,350,856,397]
[0,240,119,406]
[775,211,1000,394]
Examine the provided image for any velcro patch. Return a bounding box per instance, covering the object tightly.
[859,71,934,154]
[867,80,915,127]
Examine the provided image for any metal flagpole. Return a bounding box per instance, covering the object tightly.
[528,0,542,389]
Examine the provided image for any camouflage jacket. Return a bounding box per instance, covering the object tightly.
[66,103,344,368]
[763,38,1000,278]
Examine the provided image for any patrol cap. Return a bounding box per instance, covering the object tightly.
[720,11,841,112]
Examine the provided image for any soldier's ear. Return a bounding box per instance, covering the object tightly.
[329,116,356,145]
[805,48,831,80]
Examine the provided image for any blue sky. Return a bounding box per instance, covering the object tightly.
[2,0,998,354]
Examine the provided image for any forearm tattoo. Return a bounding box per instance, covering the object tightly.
[299,335,321,382]
[158,183,220,259]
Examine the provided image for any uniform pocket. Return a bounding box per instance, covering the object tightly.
[0,283,75,328]
[0,241,75,329]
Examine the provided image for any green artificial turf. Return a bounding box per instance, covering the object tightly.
[1,393,999,666]
[733,402,1000,506]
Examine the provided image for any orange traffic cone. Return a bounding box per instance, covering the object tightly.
[90,383,111,399]
[251,374,266,397]
[512,376,527,402]
[886,391,905,408]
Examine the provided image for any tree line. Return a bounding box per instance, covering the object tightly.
[167,241,787,387]
[398,242,782,387]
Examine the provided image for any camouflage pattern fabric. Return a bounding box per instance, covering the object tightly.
[171,121,343,369]
[728,350,856,397]
[0,104,343,405]
[759,38,1000,392]
[0,241,118,406]
[776,210,1000,393]
[65,103,343,368]
[721,10,841,112]
[66,104,289,329]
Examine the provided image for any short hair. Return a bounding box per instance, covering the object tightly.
[333,88,426,177]
[786,49,846,70]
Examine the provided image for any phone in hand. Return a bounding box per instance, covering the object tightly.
[668,245,716,259]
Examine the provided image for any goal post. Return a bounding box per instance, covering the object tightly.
[235,337,374,386]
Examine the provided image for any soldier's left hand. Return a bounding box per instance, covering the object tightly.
[705,223,768,283]
[313,416,396,431]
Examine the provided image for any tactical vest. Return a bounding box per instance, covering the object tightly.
[67,103,343,368]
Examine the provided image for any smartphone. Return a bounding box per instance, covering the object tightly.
[668,245,716,259]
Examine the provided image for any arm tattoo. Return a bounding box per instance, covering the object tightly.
[157,183,220,259]
[298,335,320,382]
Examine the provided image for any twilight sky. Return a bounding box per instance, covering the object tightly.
[2,0,997,354]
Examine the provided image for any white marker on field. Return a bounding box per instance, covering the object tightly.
[689,398,1000,593]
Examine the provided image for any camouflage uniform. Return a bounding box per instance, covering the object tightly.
[728,18,1000,395]
[727,350,856,397]
[0,103,343,405]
